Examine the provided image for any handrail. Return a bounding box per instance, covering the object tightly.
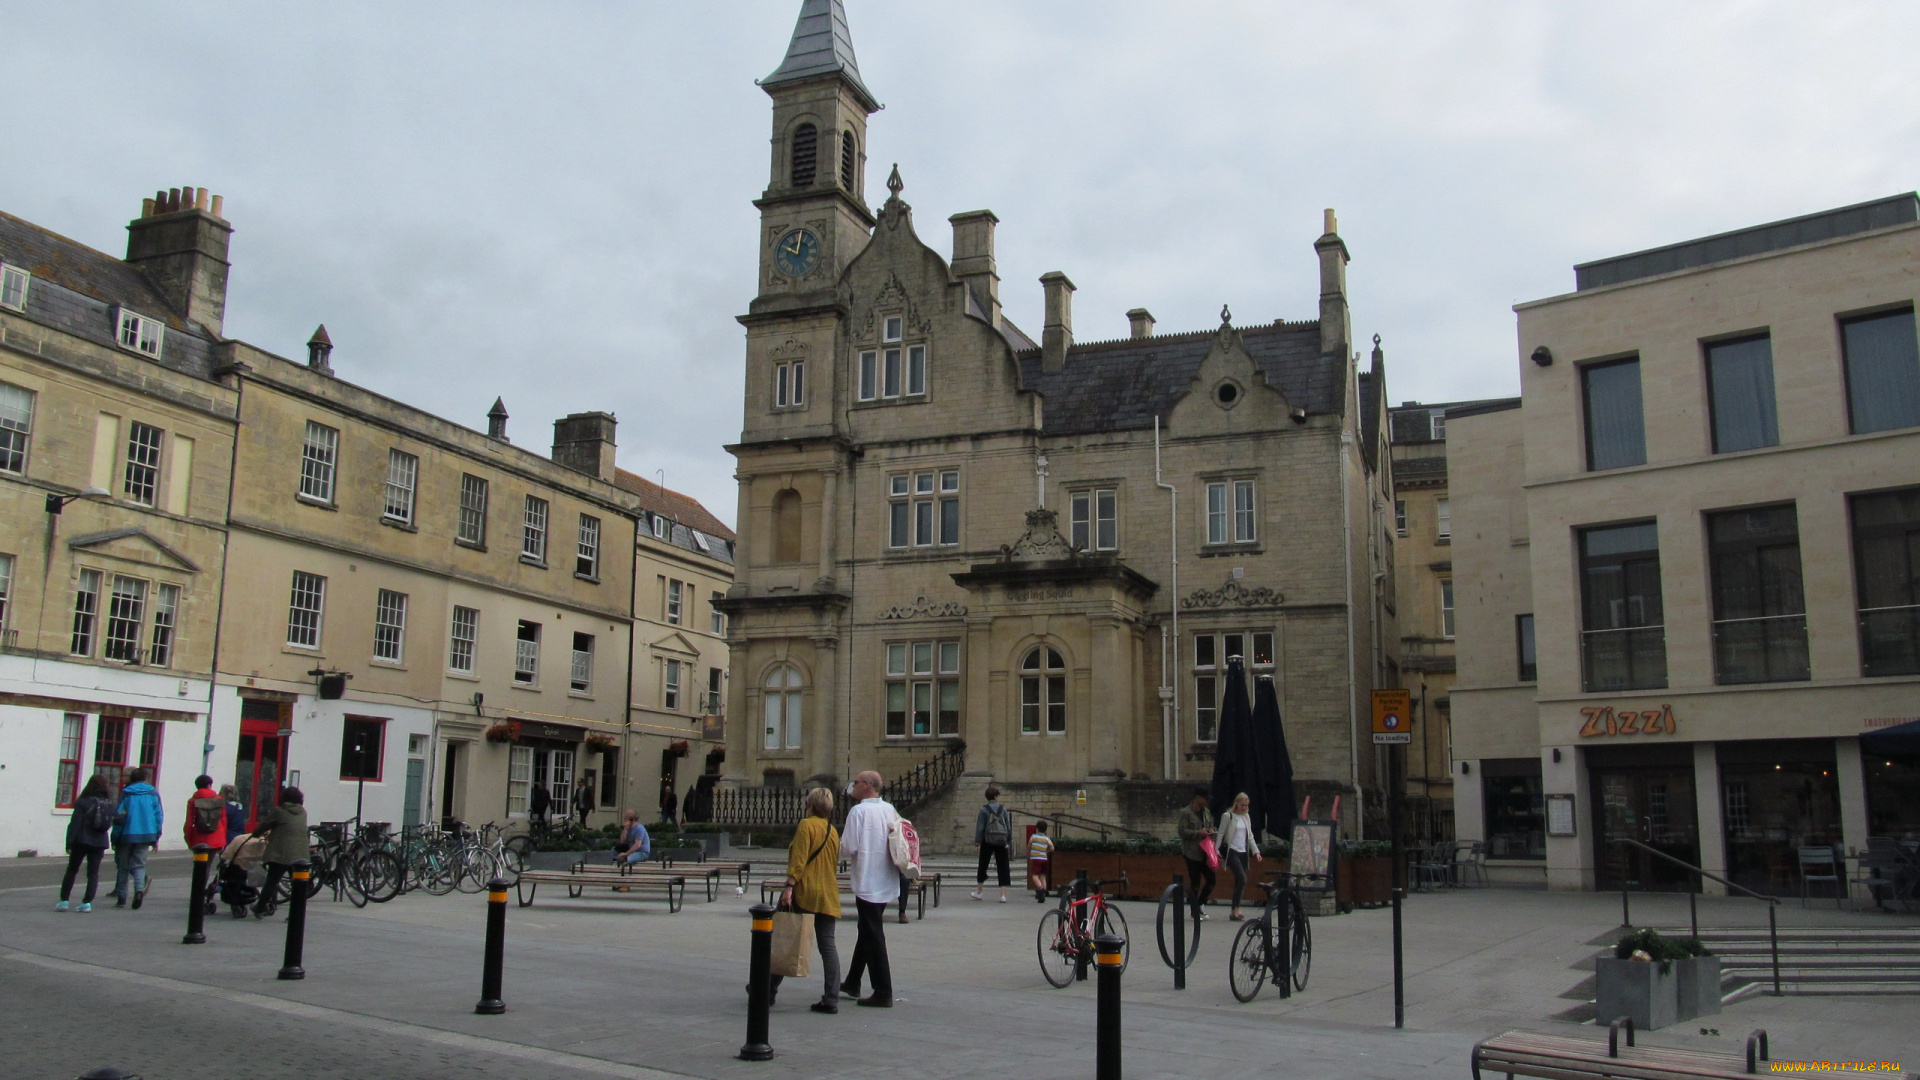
[1612,838,1779,904]
[1611,837,1783,997]
[1007,806,1155,841]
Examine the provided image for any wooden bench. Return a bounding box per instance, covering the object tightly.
[664,857,753,889]
[1472,1023,1771,1079]
[568,860,725,902]
[757,872,941,920]
[514,869,685,912]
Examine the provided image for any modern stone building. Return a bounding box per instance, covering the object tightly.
[719,0,1398,846]
[1450,194,1920,892]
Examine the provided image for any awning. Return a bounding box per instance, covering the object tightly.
[1861,719,1920,757]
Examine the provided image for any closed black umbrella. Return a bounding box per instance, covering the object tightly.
[1250,674,1296,842]
[1209,656,1259,830]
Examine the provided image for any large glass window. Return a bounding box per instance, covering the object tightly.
[1440,578,1455,639]
[93,716,129,788]
[521,496,549,562]
[1843,309,1920,435]
[1435,497,1451,541]
[1070,488,1117,551]
[383,449,418,524]
[1481,760,1545,859]
[1706,335,1779,453]
[885,640,960,737]
[0,264,29,310]
[664,658,682,710]
[763,664,803,750]
[448,606,478,673]
[286,571,325,649]
[104,575,147,663]
[457,474,488,546]
[1190,631,1274,743]
[1708,504,1808,683]
[1020,646,1067,734]
[123,421,163,506]
[373,589,407,663]
[1582,358,1646,471]
[887,470,958,550]
[0,553,13,633]
[340,717,385,781]
[1580,521,1666,691]
[149,584,179,667]
[1206,479,1256,545]
[575,514,600,579]
[0,381,32,474]
[70,569,101,656]
[299,421,338,502]
[1852,487,1920,676]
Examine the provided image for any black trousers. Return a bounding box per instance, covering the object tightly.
[1183,856,1217,915]
[1224,848,1250,908]
[976,843,1010,887]
[61,846,105,903]
[256,861,292,914]
[843,898,893,998]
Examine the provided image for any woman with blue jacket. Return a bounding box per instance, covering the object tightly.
[111,767,165,909]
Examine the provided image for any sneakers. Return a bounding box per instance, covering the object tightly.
[1196,910,1210,921]
[114,896,127,909]
[998,893,1008,903]
[77,902,92,913]
[970,889,982,901]
[54,900,70,912]
[131,889,146,910]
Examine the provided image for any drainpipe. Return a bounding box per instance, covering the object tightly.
[1154,417,1178,781]
[204,367,245,775]
[1341,426,1362,840]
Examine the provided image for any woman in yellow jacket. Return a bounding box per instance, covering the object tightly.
[773,787,842,1013]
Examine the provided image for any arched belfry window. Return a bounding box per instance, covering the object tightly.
[1019,646,1067,734]
[790,124,818,188]
[841,131,856,192]
[772,488,802,564]
[764,664,803,750]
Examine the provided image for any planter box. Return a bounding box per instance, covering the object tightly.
[1674,956,1722,1019]
[1048,851,1119,894]
[1594,958,1679,1031]
[529,850,585,871]
[1113,854,1190,901]
[1339,857,1395,908]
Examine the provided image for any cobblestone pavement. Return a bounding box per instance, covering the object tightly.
[1,851,1914,1079]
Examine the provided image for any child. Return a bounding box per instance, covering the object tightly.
[1026,820,1055,903]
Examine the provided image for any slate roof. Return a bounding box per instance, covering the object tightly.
[761,0,878,111]
[1388,397,1515,444]
[612,469,736,560]
[1015,320,1332,436]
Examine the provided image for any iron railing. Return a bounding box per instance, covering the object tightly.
[881,740,967,819]
[1614,837,1783,997]
[703,741,969,827]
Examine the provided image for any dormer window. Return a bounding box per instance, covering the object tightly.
[0,264,28,311]
[652,514,668,540]
[117,309,163,357]
[790,123,818,187]
[858,316,928,403]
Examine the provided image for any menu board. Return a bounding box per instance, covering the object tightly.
[1288,819,1337,891]
[1546,794,1577,837]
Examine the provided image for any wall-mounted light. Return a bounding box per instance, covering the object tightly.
[1460,761,1471,776]
[1530,346,1553,367]
[1552,748,1562,764]
[45,486,111,514]
[308,667,352,700]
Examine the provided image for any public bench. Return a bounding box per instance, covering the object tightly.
[1472,1023,1771,1079]
[514,869,685,912]
[666,856,753,889]
[568,860,725,902]
[757,871,942,920]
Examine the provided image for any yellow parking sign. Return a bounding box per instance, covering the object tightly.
[1372,689,1412,744]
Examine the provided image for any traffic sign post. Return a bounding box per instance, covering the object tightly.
[1371,688,1412,1028]
[1371,688,1412,745]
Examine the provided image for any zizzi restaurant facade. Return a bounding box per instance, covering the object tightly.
[1448,196,1920,894]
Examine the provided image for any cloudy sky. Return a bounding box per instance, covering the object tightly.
[8,2,1919,527]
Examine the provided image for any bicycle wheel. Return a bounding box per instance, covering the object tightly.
[1287,893,1312,992]
[341,853,371,908]
[1036,909,1077,988]
[495,843,526,884]
[1155,885,1201,969]
[358,849,404,903]
[1229,917,1270,1002]
[464,848,500,892]
[1094,904,1130,974]
[420,849,459,896]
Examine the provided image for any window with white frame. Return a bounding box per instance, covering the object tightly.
[774,360,805,408]
[0,382,34,474]
[373,589,407,662]
[1436,497,1451,541]
[887,469,959,549]
[123,421,163,506]
[300,422,338,502]
[55,714,84,808]
[706,666,723,713]
[665,578,683,625]
[521,495,548,562]
[1394,499,1407,536]
[506,745,532,815]
[117,309,163,357]
[857,314,928,402]
[383,449,418,524]
[663,657,683,710]
[651,514,667,540]
[448,606,478,673]
[457,474,488,546]
[1019,646,1067,734]
[575,514,600,579]
[1440,578,1456,639]
[570,632,593,693]
[514,620,540,684]
[1190,630,1275,743]
[1069,488,1117,551]
[103,575,147,663]
[148,583,179,667]
[0,264,29,310]
[0,553,13,631]
[763,664,803,750]
[885,640,960,737]
[1205,479,1256,545]
[70,569,101,656]
[286,571,325,649]
[1429,409,1447,440]
[710,592,727,636]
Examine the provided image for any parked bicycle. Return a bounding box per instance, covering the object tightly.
[1229,869,1314,1001]
[1037,874,1130,988]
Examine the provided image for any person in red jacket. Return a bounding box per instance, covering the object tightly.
[183,775,229,851]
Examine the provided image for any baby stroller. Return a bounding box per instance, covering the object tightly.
[210,834,266,919]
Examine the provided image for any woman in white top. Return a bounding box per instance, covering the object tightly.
[1219,792,1263,921]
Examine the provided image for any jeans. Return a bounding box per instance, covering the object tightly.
[62,845,105,903]
[618,848,652,866]
[113,842,153,899]
[843,898,893,998]
[1224,848,1250,909]
[976,843,1010,887]
[770,905,841,1004]
[1183,856,1216,916]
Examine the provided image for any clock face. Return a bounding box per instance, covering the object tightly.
[774,228,821,278]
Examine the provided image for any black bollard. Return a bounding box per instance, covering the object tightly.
[476,876,509,1014]
[277,860,310,980]
[182,844,210,945]
[739,904,775,1061]
[1094,932,1124,1080]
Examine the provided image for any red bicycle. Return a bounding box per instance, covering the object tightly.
[1037,876,1130,988]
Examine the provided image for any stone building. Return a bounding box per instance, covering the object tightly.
[718,0,1398,846]
[1450,194,1920,891]
[0,191,239,854]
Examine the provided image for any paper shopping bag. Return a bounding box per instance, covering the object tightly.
[769,910,813,978]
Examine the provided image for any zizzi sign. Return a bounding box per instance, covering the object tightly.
[1578,704,1677,738]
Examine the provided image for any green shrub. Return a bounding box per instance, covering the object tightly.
[1337,840,1394,859]
[1613,927,1711,963]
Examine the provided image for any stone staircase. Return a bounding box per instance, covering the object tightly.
[1694,926,1920,996]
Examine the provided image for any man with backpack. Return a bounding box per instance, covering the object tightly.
[838,770,899,1008]
[184,774,229,852]
[110,767,164,909]
[972,786,1013,903]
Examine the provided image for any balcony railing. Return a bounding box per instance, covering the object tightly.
[1712,613,1809,684]
[1581,625,1667,692]
[1860,604,1920,677]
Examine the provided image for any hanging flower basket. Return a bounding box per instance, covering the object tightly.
[484,721,521,744]
[668,740,691,756]
[584,732,617,750]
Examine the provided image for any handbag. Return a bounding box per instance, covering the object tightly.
[1199,835,1221,871]
[770,907,813,978]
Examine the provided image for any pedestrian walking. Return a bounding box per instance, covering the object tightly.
[1026,819,1054,902]
[530,781,551,831]
[771,787,842,1014]
[1219,791,1263,920]
[572,778,594,828]
[218,783,247,840]
[658,780,677,826]
[249,786,308,918]
[111,767,164,909]
[1176,788,1217,920]
[838,770,896,1007]
[184,774,229,852]
[57,775,116,912]
[971,786,1013,903]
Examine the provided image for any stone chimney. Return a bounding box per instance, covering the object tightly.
[487,398,510,442]
[1314,208,1351,361]
[1040,271,1075,372]
[1127,308,1155,339]
[552,411,618,482]
[949,210,1000,326]
[306,325,333,375]
[125,187,232,338]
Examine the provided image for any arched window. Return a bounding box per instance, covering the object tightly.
[790,124,818,188]
[772,489,802,564]
[1019,646,1067,734]
[763,664,803,750]
[840,130,856,192]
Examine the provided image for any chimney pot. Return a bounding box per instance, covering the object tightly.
[1127,307,1155,339]
[142,198,156,218]
[1040,272,1075,372]
[552,411,619,482]
[948,210,1001,326]
[210,194,224,219]
[487,398,510,441]
[194,187,210,211]
[306,324,334,374]
[127,184,235,337]
[1323,208,1337,235]
[167,188,181,213]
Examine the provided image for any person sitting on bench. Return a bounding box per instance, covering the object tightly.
[614,810,651,866]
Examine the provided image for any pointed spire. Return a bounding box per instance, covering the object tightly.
[762,0,879,111]
[885,163,904,200]
[1220,304,1233,327]
[306,324,333,374]
[487,397,510,442]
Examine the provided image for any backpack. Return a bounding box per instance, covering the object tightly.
[83,798,115,834]
[887,812,922,881]
[982,804,1011,847]
[191,797,225,835]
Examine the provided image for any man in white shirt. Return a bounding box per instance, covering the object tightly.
[838,770,897,1007]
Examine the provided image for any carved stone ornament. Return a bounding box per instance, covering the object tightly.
[1182,575,1285,609]
[877,594,969,620]
[857,270,930,341]
[768,337,809,360]
[1000,507,1076,562]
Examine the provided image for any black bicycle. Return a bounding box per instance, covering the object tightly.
[1228,869,1314,1002]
